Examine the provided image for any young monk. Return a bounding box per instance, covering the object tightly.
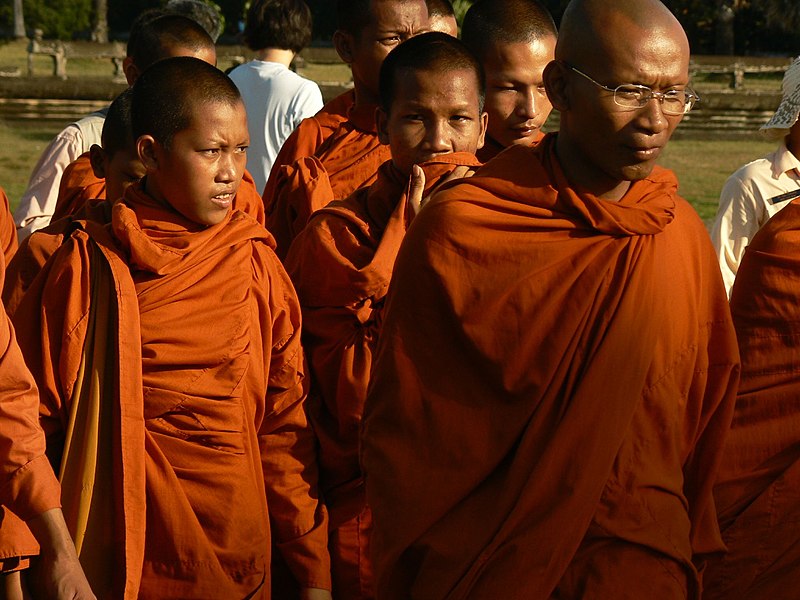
[7,56,331,600]
[3,90,144,315]
[703,192,800,596]
[285,32,486,599]
[263,0,429,259]
[461,0,557,162]
[361,1,739,598]
[14,11,217,239]
[426,0,457,36]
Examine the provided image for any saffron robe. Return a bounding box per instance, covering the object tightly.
[285,154,481,598]
[264,96,391,260]
[0,188,18,266]
[3,170,266,317]
[704,198,800,599]
[362,136,739,600]
[0,298,62,573]
[52,153,106,222]
[262,89,355,200]
[11,183,330,598]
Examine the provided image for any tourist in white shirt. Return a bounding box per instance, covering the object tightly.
[712,56,800,296]
[229,0,324,195]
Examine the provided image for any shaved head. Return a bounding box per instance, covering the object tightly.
[127,14,216,72]
[557,0,688,71]
[426,0,454,19]
[337,0,428,36]
[132,56,241,148]
[544,0,692,199]
[462,0,556,62]
[102,89,135,157]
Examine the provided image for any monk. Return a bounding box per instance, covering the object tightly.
[263,0,429,259]
[3,90,144,315]
[361,1,739,598]
[14,11,217,239]
[7,56,331,600]
[703,198,800,597]
[426,0,457,37]
[461,0,557,162]
[0,187,17,265]
[285,32,486,599]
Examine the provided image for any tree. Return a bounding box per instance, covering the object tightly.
[92,0,109,42]
[759,0,800,30]
[13,0,25,38]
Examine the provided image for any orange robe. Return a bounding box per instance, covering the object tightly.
[704,199,800,599]
[11,182,330,599]
[0,187,18,266]
[0,300,62,573]
[285,153,481,599]
[263,89,355,200]
[362,136,739,600]
[52,152,106,222]
[264,96,391,260]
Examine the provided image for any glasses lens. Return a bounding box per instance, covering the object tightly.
[613,85,647,109]
[661,92,688,115]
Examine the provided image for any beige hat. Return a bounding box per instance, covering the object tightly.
[761,56,800,139]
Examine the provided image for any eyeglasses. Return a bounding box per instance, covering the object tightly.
[565,63,700,115]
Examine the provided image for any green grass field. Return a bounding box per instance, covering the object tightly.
[0,114,775,227]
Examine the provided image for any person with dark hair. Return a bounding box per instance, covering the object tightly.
[165,0,224,41]
[7,56,332,599]
[285,31,485,600]
[362,0,738,598]
[262,0,428,259]
[14,12,217,240]
[229,0,323,195]
[462,0,557,161]
[426,0,457,36]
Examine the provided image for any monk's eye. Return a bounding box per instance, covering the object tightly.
[236,145,248,154]
[403,114,423,122]
[380,36,401,46]
[537,85,547,94]
[451,115,472,123]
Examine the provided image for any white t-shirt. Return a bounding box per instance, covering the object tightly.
[229,60,324,195]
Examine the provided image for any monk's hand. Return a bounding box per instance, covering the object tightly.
[409,164,427,216]
[26,509,96,599]
[299,587,333,600]
[410,164,476,216]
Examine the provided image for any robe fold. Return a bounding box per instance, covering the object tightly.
[704,199,800,599]
[362,135,739,600]
[286,153,482,531]
[476,130,544,164]
[10,182,330,598]
[0,298,62,573]
[264,97,391,260]
[285,153,480,598]
[0,188,18,266]
[262,90,355,200]
[53,153,106,222]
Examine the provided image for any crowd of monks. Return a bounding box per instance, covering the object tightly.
[0,0,798,598]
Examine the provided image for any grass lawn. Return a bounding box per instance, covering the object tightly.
[0,113,776,228]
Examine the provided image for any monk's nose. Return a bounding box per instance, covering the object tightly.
[426,122,451,152]
[518,88,536,118]
[637,97,669,134]
[217,154,237,182]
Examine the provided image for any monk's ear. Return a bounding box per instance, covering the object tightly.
[376,106,390,145]
[543,60,570,112]
[123,56,140,86]
[476,111,488,150]
[89,144,107,179]
[137,135,160,172]
[333,30,355,65]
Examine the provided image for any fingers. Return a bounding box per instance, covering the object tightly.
[409,164,426,216]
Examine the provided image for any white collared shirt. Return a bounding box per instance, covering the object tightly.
[711,139,800,296]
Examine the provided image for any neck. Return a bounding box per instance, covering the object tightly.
[255,48,295,67]
[786,127,800,159]
[554,133,632,202]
